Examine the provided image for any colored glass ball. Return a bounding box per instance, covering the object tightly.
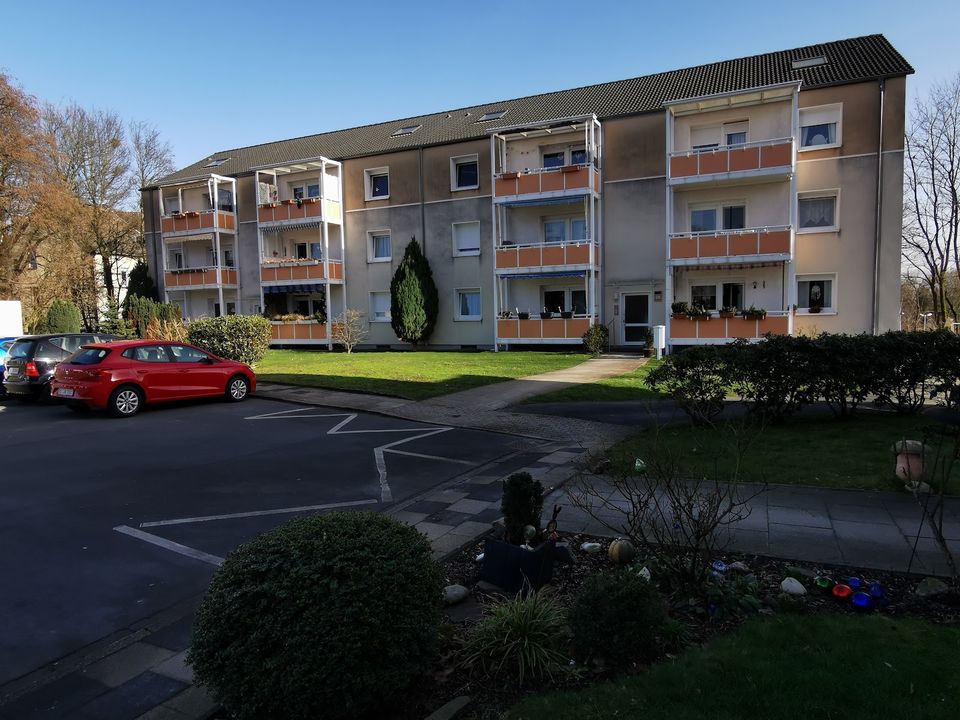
[852,592,873,610]
[814,576,835,591]
[848,577,863,590]
[833,584,852,599]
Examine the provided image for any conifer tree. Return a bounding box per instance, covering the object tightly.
[390,238,438,344]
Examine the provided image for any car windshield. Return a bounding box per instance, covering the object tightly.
[8,341,35,359]
[69,348,111,365]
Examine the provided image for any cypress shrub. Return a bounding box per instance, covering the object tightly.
[43,299,82,333]
[501,471,544,544]
[124,261,159,302]
[390,238,438,344]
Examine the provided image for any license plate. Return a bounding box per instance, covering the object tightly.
[57,388,75,397]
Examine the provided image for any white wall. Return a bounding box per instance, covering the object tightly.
[503,127,586,173]
[672,100,791,152]
[0,300,24,336]
[674,265,786,311]
[505,200,589,244]
[672,183,791,231]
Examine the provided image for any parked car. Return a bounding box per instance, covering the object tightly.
[3,333,119,401]
[51,340,257,417]
[0,337,17,397]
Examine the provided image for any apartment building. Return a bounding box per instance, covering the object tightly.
[142,35,912,351]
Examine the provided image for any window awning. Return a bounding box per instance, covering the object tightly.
[507,271,587,279]
[501,196,586,208]
[263,284,325,294]
[261,221,321,233]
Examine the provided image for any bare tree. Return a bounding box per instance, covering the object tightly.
[129,120,175,192]
[903,74,960,328]
[331,309,368,354]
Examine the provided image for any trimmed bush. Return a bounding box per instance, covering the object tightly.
[188,314,271,365]
[926,329,960,408]
[569,569,669,667]
[582,323,609,357]
[810,333,876,417]
[43,299,82,333]
[647,345,728,425]
[390,238,438,344]
[462,590,567,685]
[732,334,816,422]
[188,512,444,720]
[502,471,544,545]
[871,331,934,414]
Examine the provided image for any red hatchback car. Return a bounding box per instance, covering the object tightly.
[51,340,257,417]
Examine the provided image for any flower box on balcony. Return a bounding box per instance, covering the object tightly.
[540,311,554,320]
[561,165,580,173]
[743,306,768,320]
[500,172,520,180]
[185,211,200,218]
[560,311,574,319]
[281,199,297,205]
[518,312,530,320]
[172,212,185,219]
[302,197,319,204]
[260,202,278,209]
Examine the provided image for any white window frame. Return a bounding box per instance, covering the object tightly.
[541,215,589,244]
[452,220,481,257]
[541,287,588,316]
[688,201,748,232]
[799,103,843,151]
[797,189,840,234]
[455,288,482,321]
[367,229,392,263]
[541,145,586,168]
[796,273,838,314]
[369,291,391,323]
[364,167,390,200]
[450,154,480,191]
[723,121,749,146]
[687,276,747,313]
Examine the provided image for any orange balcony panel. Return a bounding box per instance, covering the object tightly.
[670,155,698,178]
[565,244,590,264]
[759,316,789,335]
[497,319,519,339]
[303,201,322,218]
[728,146,760,171]
[517,174,540,195]
[258,206,274,223]
[160,217,174,233]
[697,318,727,339]
[699,234,726,257]
[670,236,697,259]
[202,270,217,284]
[540,172,564,192]
[517,247,541,267]
[294,323,312,340]
[593,172,601,193]
[519,319,542,338]
[219,212,235,230]
[290,265,310,281]
[566,318,590,338]
[495,176,518,196]
[760,142,792,168]
[563,168,589,189]
[670,318,697,339]
[496,248,518,269]
[541,246,564,265]
[329,261,343,280]
[759,230,790,254]
[728,317,758,339]
[261,266,278,282]
[729,233,759,256]
[223,269,237,284]
[541,318,565,337]
[698,151,728,175]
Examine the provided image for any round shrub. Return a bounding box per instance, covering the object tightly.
[569,569,669,667]
[188,512,444,720]
[647,345,729,425]
[187,314,271,365]
[582,323,609,357]
[42,299,82,333]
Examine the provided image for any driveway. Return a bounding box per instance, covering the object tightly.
[0,395,519,688]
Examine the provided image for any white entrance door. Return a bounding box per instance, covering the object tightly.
[622,293,650,344]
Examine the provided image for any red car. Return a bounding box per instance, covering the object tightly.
[51,340,257,418]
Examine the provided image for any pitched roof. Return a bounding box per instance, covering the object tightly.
[154,34,912,187]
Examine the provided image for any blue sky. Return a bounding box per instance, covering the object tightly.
[3,0,957,170]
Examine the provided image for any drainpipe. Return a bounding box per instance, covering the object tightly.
[418,146,426,252]
[872,78,886,334]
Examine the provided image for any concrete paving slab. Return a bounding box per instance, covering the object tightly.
[766,506,833,529]
[83,643,175,689]
[446,498,492,515]
[152,652,193,684]
[161,687,217,718]
[78,672,187,720]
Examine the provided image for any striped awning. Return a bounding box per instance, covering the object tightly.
[260,221,321,233]
[501,196,585,208]
[263,284,325,294]
[507,271,587,279]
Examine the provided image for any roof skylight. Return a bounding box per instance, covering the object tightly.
[792,56,828,70]
[203,158,230,168]
[392,124,422,137]
[477,110,508,122]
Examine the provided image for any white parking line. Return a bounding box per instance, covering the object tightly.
[139,498,379,528]
[114,525,225,567]
[383,448,477,465]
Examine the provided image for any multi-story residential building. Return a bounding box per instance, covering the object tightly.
[143,35,912,351]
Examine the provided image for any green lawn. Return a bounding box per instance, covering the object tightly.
[509,614,960,720]
[608,411,960,492]
[524,359,666,403]
[255,350,587,401]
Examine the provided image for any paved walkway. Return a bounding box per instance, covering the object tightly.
[551,479,960,576]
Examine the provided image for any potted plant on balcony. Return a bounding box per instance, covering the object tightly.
[303,197,319,204]
[688,304,711,320]
[743,305,767,320]
[281,198,297,205]
[671,301,690,319]
[719,305,737,319]
[500,171,520,180]
[185,210,200,218]
[560,307,574,319]
[499,309,512,320]
[517,310,530,320]
[172,211,185,219]
[540,308,554,320]
[561,164,580,173]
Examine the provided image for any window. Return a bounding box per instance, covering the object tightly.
[691,208,717,233]
[543,151,565,168]
[690,126,720,150]
[477,110,508,122]
[456,289,481,320]
[169,345,211,363]
[310,242,322,260]
[541,288,588,315]
[451,155,479,191]
[691,284,718,310]
[722,282,744,309]
[365,168,389,200]
[570,148,587,165]
[542,216,586,244]
[571,290,586,314]
[391,124,422,136]
[295,243,308,260]
[368,231,391,262]
[797,276,835,311]
[293,185,305,200]
[123,345,170,363]
[723,205,746,230]
[724,121,748,146]
[571,218,587,241]
[295,297,310,316]
[453,221,481,256]
[70,348,110,365]
[543,290,565,314]
[163,196,180,214]
[799,105,842,149]
[792,56,828,69]
[543,219,566,244]
[370,292,391,322]
[798,193,838,231]
[223,249,234,267]
[172,251,184,270]
[307,183,320,198]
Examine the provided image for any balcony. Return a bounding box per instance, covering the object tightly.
[669,312,791,343]
[495,241,596,273]
[164,267,238,289]
[161,210,235,235]
[258,199,342,226]
[270,320,328,344]
[496,317,591,344]
[494,165,600,202]
[668,227,791,264]
[668,138,793,186]
[260,259,344,283]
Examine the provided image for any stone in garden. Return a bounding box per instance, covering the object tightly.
[914,577,950,599]
[780,577,807,596]
[729,561,751,573]
[580,542,602,553]
[443,584,470,605]
[523,525,538,541]
[637,566,652,582]
[785,565,817,581]
[475,553,484,562]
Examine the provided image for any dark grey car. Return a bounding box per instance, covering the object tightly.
[3,333,119,400]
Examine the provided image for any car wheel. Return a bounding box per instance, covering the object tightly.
[226,375,250,402]
[109,386,143,418]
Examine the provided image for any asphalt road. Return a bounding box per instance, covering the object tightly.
[0,394,518,687]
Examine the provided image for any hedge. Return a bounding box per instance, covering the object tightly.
[188,315,272,366]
